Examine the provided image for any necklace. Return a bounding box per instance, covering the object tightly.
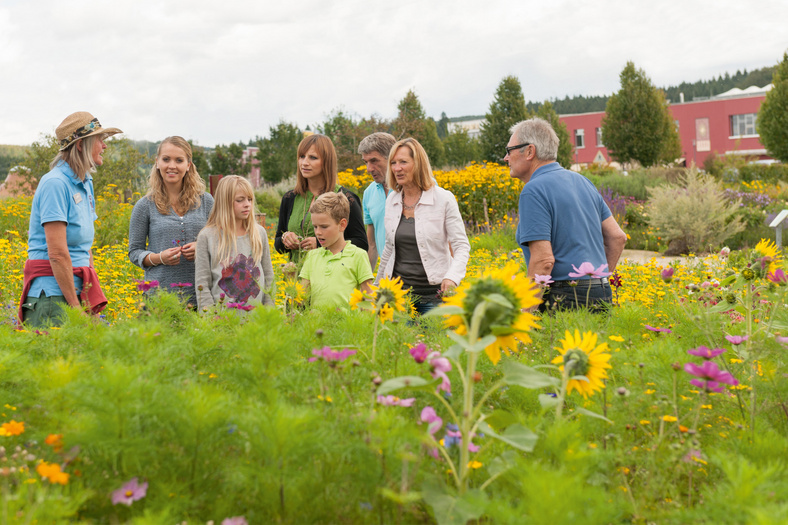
[402,192,421,210]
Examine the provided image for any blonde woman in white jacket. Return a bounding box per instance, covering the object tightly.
[376,138,470,314]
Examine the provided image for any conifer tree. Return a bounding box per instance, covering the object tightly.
[602,62,681,167]
[479,76,529,163]
[536,101,573,168]
[393,89,446,167]
[757,51,788,162]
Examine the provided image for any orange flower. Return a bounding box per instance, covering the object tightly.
[0,420,24,436]
[45,433,64,452]
[37,461,69,485]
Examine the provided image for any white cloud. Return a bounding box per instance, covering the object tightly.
[1,0,786,145]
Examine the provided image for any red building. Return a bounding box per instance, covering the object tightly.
[558,86,772,168]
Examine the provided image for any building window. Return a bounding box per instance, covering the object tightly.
[595,127,604,147]
[730,113,757,137]
[575,129,585,149]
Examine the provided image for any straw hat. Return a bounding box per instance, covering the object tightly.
[56,111,122,151]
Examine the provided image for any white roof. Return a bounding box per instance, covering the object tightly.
[716,84,773,98]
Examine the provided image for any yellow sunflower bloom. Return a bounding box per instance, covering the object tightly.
[443,261,541,365]
[753,238,782,275]
[551,330,612,398]
[373,277,408,313]
[349,288,366,310]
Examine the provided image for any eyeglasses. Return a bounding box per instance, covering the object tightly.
[505,142,531,156]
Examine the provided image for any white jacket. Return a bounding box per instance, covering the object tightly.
[376,185,470,287]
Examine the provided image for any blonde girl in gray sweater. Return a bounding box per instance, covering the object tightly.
[195,176,274,311]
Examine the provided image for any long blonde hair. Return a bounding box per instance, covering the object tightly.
[50,135,101,181]
[204,175,264,265]
[146,136,206,215]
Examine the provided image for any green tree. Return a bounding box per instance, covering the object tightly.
[189,141,211,181]
[18,134,59,192]
[602,62,682,167]
[443,128,480,168]
[256,121,302,184]
[757,51,788,162]
[95,138,152,197]
[535,101,573,168]
[479,76,530,163]
[209,142,249,176]
[392,89,446,167]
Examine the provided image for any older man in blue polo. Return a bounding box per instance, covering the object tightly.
[505,117,627,312]
[358,132,396,269]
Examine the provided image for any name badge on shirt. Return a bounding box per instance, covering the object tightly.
[73,193,83,204]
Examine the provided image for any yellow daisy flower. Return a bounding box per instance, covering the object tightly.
[443,261,541,365]
[551,330,612,398]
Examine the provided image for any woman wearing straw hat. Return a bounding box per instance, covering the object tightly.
[128,137,214,307]
[19,111,122,327]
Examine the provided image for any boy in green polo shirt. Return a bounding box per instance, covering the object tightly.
[299,192,374,308]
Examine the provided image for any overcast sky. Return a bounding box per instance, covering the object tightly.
[1,0,786,147]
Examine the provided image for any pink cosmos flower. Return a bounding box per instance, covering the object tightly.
[684,361,739,393]
[687,346,725,360]
[377,395,416,407]
[170,282,192,288]
[660,267,675,282]
[409,343,430,363]
[308,346,357,362]
[428,351,452,394]
[767,268,788,284]
[534,274,554,287]
[222,517,249,525]
[645,325,672,333]
[724,335,748,345]
[111,478,148,506]
[568,262,611,279]
[776,336,788,346]
[135,280,159,292]
[227,302,255,311]
[420,406,443,435]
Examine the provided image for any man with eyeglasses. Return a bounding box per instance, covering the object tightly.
[505,118,627,312]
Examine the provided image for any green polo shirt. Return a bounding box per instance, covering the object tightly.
[300,241,374,308]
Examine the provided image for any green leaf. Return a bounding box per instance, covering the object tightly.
[720,274,737,286]
[469,334,498,353]
[573,406,613,423]
[569,375,590,383]
[502,361,560,389]
[483,410,518,430]
[489,324,517,336]
[377,376,439,396]
[484,293,513,309]
[443,344,463,360]
[538,394,560,409]
[424,305,464,318]
[487,450,518,477]
[423,482,488,525]
[478,421,538,452]
[379,488,423,505]
[446,331,472,350]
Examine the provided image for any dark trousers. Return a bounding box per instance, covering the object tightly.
[21,291,70,328]
[539,282,612,313]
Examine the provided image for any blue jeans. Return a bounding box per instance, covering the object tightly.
[539,282,612,313]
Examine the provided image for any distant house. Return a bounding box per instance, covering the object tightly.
[0,166,34,198]
[242,146,261,187]
[447,116,485,140]
[559,85,773,168]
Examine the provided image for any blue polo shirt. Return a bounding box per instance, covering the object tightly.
[27,161,97,297]
[517,163,611,281]
[362,181,390,256]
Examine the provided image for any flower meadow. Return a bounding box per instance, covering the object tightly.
[2,169,788,523]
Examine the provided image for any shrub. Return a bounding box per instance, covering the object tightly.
[646,168,744,254]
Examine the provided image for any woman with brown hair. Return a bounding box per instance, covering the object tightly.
[20,111,121,327]
[128,136,214,307]
[275,134,367,260]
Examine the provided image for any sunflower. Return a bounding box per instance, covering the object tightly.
[349,277,407,323]
[443,261,541,365]
[753,238,782,276]
[551,330,612,398]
